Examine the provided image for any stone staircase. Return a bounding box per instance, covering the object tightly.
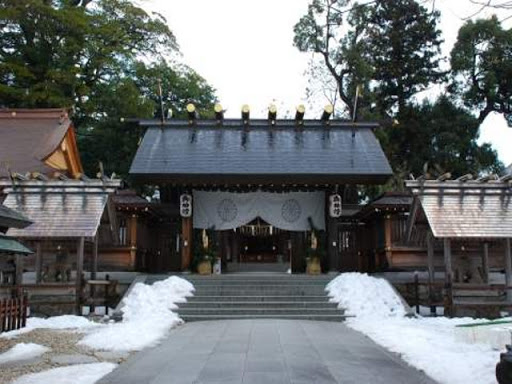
[159,274,346,322]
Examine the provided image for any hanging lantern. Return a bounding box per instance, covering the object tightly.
[329,194,342,218]
[180,194,192,217]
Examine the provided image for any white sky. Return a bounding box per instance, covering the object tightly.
[142,0,511,166]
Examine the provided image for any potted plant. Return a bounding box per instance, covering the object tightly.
[194,229,216,275]
[197,254,212,275]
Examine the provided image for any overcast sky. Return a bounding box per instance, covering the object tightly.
[142,0,511,166]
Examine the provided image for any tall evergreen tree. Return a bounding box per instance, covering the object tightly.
[0,0,217,178]
[450,16,512,125]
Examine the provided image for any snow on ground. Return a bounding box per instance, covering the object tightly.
[79,276,194,352]
[0,343,50,365]
[10,362,117,384]
[327,273,501,384]
[1,315,99,339]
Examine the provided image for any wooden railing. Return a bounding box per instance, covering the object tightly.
[402,278,511,318]
[0,295,28,333]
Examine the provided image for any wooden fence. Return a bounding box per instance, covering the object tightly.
[402,277,511,318]
[0,296,28,333]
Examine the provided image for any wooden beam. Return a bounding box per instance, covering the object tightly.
[405,198,419,243]
[482,242,489,284]
[35,242,43,284]
[181,217,192,271]
[75,237,85,314]
[505,238,512,303]
[426,232,435,315]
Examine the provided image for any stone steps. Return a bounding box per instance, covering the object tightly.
[185,295,329,302]
[173,274,344,322]
[178,314,345,322]
[183,301,337,308]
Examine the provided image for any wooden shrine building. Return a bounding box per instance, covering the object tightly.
[0,177,121,313]
[405,177,512,317]
[129,106,393,273]
[0,109,83,179]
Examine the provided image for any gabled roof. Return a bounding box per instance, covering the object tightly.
[0,109,83,178]
[0,204,32,229]
[129,119,393,185]
[2,179,121,239]
[357,192,412,220]
[406,180,512,238]
[0,233,33,255]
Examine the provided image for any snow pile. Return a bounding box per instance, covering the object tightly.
[326,273,406,317]
[327,273,501,384]
[2,315,99,339]
[11,362,117,384]
[0,343,49,365]
[79,276,194,352]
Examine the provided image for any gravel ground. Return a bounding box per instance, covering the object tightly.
[0,329,131,384]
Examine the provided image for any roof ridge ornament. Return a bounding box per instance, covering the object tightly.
[241,104,250,124]
[321,104,333,122]
[295,105,305,125]
[214,103,224,122]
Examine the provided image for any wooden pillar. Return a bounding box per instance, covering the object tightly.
[327,217,337,272]
[443,238,453,317]
[90,236,98,314]
[91,235,98,280]
[75,237,85,314]
[35,242,43,284]
[482,242,489,284]
[505,238,512,302]
[426,232,436,314]
[129,214,138,270]
[15,254,24,287]
[384,214,392,266]
[181,217,192,271]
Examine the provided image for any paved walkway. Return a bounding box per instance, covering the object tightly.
[98,319,437,384]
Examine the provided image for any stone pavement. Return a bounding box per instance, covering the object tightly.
[97,319,437,384]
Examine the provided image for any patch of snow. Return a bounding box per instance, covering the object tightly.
[326,272,406,318]
[2,315,99,339]
[327,273,501,384]
[79,276,194,352]
[0,343,49,365]
[11,362,116,384]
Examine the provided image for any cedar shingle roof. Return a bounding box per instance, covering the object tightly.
[2,180,121,238]
[406,180,512,238]
[0,109,73,178]
[129,119,393,184]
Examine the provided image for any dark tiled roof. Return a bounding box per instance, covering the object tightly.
[112,189,151,206]
[0,204,32,229]
[129,120,393,184]
[0,233,33,255]
[0,109,72,178]
[370,192,413,207]
[406,180,512,238]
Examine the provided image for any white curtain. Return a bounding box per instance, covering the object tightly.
[193,190,325,231]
